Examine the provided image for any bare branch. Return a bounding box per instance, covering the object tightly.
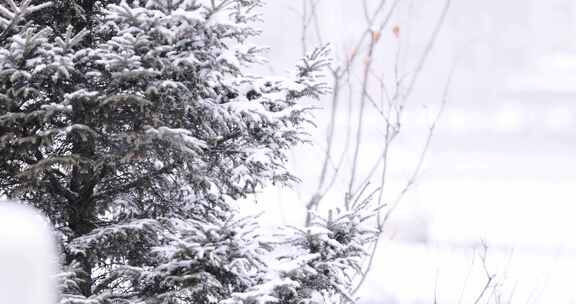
[347,30,379,204]
[473,241,496,304]
[382,56,455,226]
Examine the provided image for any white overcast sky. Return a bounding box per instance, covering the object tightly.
[247,0,576,303]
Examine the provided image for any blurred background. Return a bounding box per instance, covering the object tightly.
[244,0,576,303]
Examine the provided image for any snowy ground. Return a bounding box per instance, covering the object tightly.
[247,0,576,302]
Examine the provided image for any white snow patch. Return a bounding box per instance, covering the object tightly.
[0,201,58,304]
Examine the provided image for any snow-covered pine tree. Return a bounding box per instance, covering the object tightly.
[0,0,330,303]
[221,195,381,304]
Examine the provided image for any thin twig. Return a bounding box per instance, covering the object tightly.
[347,30,378,204]
[458,247,477,304]
[382,56,455,225]
[474,241,495,304]
[401,0,451,107]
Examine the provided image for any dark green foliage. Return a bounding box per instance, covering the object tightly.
[0,0,329,303]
